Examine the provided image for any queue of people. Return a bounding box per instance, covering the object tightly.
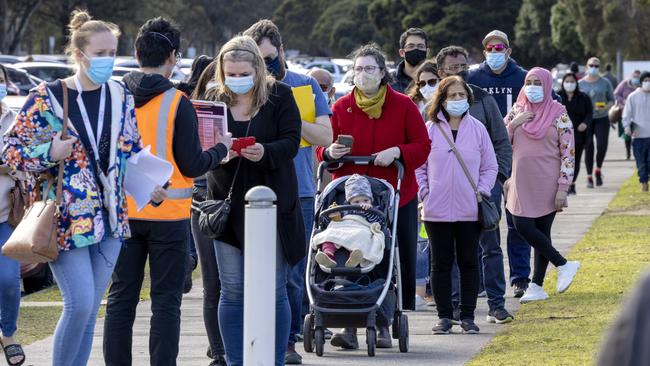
[6,10,646,365]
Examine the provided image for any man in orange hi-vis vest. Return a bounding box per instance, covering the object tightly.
[102,18,232,366]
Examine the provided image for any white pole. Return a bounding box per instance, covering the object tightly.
[244,186,277,366]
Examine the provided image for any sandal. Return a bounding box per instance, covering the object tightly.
[0,339,25,366]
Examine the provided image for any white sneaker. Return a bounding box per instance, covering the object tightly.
[557,261,580,293]
[415,295,427,311]
[520,283,549,303]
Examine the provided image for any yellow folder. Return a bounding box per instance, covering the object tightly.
[292,85,316,147]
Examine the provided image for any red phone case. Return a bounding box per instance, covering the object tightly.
[232,137,256,153]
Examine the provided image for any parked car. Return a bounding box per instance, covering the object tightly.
[333,69,354,100]
[303,59,350,83]
[5,66,41,95]
[0,55,21,64]
[22,54,69,64]
[114,58,187,82]
[12,62,75,82]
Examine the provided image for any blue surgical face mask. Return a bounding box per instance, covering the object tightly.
[82,52,115,85]
[587,67,599,76]
[0,83,7,101]
[632,77,640,86]
[524,85,544,103]
[485,52,506,71]
[445,98,470,117]
[225,75,255,95]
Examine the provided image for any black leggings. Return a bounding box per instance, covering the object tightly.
[573,130,588,183]
[398,198,418,310]
[585,117,611,175]
[424,221,481,320]
[510,212,567,286]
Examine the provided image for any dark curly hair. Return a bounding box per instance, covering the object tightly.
[349,43,393,86]
[135,17,181,68]
[427,75,474,123]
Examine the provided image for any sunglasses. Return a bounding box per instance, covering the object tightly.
[319,84,330,92]
[417,79,439,88]
[588,64,600,68]
[485,43,507,52]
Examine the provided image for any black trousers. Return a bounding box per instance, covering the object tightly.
[398,198,418,310]
[573,129,589,183]
[104,219,189,366]
[585,117,611,175]
[424,221,481,320]
[510,212,567,286]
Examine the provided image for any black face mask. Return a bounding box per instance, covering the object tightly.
[404,49,427,67]
[265,56,282,78]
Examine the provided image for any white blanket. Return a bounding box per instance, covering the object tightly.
[311,215,385,269]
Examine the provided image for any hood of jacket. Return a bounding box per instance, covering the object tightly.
[123,71,175,108]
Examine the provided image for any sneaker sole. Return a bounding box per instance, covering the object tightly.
[330,337,358,349]
[432,329,451,335]
[513,291,525,298]
[486,315,514,324]
[315,252,336,268]
[520,297,548,304]
[558,263,581,293]
[462,329,480,334]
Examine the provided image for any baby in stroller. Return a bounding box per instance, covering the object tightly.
[311,174,385,269]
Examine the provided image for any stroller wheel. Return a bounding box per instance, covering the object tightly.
[366,327,376,357]
[398,314,409,353]
[315,327,325,357]
[392,311,401,339]
[303,314,314,353]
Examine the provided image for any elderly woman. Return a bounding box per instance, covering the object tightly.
[316,43,430,349]
[203,35,304,366]
[504,67,580,304]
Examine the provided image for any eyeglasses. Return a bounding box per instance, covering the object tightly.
[588,64,600,68]
[443,64,469,73]
[485,43,507,53]
[354,65,381,74]
[319,84,331,92]
[417,79,438,88]
[403,43,427,51]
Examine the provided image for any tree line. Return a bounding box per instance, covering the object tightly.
[2,0,650,68]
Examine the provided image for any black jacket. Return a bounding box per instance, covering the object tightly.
[206,81,305,265]
[559,90,593,129]
[123,71,227,178]
[389,60,413,94]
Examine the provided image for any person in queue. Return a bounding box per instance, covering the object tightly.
[316,43,430,349]
[307,67,336,106]
[2,9,163,366]
[0,64,25,366]
[390,27,430,93]
[503,67,580,303]
[406,60,439,113]
[558,73,593,195]
[622,71,650,192]
[103,17,231,366]
[416,75,498,334]
[201,35,304,366]
[614,70,641,160]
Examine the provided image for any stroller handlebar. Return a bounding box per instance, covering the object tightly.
[317,156,405,181]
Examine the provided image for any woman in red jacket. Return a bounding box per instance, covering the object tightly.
[316,43,430,350]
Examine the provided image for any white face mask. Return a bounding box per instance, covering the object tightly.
[643,81,650,92]
[419,84,437,101]
[354,72,382,95]
[563,82,577,93]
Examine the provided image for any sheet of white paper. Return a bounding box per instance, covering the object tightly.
[124,146,174,211]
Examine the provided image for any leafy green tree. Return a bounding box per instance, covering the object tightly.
[273,0,327,54]
[550,0,585,62]
[311,0,378,56]
[0,0,44,53]
[514,0,558,67]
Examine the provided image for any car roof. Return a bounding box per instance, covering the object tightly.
[12,62,75,69]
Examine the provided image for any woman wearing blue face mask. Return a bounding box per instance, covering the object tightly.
[416,76,498,334]
[203,36,303,366]
[2,10,163,366]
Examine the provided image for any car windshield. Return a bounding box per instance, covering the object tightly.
[24,67,74,82]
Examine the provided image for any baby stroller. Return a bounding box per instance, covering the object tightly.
[303,156,409,357]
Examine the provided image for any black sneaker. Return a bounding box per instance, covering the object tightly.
[486,308,514,324]
[376,326,392,348]
[209,355,227,366]
[513,281,528,298]
[587,177,594,189]
[432,318,453,334]
[284,344,303,364]
[324,328,333,340]
[568,184,576,195]
[330,328,358,349]
[595,171,603,186]
[461,319,480,334]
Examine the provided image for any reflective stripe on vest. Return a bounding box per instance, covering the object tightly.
[127,88,193,221]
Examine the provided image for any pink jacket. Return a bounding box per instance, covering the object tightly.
[416,113,498,222]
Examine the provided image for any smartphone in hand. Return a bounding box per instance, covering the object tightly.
[336,134,354,148]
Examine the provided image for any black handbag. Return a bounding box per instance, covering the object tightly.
[198,118,251,238]
[434,122,500,231]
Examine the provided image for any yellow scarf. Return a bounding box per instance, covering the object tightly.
[354,85,387,119]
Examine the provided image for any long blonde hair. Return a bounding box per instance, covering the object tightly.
[207,36,274,114]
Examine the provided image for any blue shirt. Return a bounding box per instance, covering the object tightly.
[282,70,331,197]
[468,59,527,117]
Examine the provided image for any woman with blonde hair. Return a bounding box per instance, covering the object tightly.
[2,9,162,365]
[203,35,303,366]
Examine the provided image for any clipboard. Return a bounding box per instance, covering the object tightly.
[292,85,316,147]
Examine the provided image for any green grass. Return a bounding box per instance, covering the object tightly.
[467,175,650,366]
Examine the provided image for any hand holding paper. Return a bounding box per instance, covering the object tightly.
[124,146,174,211]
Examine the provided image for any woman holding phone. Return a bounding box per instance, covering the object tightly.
[316,43,430,349]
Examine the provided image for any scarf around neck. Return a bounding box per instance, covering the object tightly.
[354,85,387,119]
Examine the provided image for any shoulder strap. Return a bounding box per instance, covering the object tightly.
[433,122,481,202]
[225,117,253,202]
[56,80,70,205]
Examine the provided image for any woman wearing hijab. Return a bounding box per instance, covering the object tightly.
[503,67,580,304]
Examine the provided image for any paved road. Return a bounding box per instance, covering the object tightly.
[22,133,635,365]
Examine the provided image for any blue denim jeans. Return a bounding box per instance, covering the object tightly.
[506,210,532,286]
[288,197,314,345]
[415,225,430,286]
[50,237,122,366]
[633,138,650,183]
[0,222,20,338]
[451,182,507,310]
[214,239,290,366]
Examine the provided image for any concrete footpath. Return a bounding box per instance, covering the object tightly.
[22,133,636,365]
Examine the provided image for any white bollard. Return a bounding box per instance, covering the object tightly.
[244,186,277,366]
